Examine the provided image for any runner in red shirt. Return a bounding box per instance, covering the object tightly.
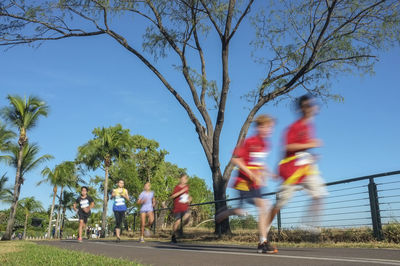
[265,94,328,250]
[171,173,191,243]
[215,114,277,254]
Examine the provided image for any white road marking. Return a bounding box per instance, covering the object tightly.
[89,241,400,265]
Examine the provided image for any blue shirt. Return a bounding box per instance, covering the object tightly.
[113,188,128,212]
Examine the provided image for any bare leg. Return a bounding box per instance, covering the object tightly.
[147,212,154,228]
[215,208,245,223]
[140,212,146,239]
[78,220,85,239]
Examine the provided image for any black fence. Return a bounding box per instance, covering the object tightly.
[129,170,400,240]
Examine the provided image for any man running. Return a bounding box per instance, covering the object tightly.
[137,182,156,242]
[265,94,328,251]
[73,186,94,243]
[215,114,277,254]
[111,179,129,242]
[171,174,191,243]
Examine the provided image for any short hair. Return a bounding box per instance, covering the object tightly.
[180,173,187,178]
[297,94,314,110]
[81,186,89,192]
[254,114,274,126]
[118,179,124,183]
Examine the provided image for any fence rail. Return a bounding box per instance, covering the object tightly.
[128,170,400,240]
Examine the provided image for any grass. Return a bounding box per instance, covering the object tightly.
[0,241,142,266]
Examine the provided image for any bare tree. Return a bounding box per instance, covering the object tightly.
[1,0,399,233]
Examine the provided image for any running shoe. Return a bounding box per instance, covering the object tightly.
[139,237,145,243]
[171,235,177,244]
[144,228,151,237]
[116,237,121,243]
[77,237,83,243]
[257,241,278,254]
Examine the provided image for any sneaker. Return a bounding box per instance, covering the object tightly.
[171,235,177,244]
[116,237,121,243]
[139,237,145,243]
[144,228,151,237]
[257,241,278,254]
[77,237,83,243]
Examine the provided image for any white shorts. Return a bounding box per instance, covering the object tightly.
[275,174,328,209]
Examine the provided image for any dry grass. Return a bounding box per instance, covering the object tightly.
[0,241,24,255]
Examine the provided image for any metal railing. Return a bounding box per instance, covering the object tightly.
[128,170,400,240]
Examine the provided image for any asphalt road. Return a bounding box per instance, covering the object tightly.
[38,240,400,266]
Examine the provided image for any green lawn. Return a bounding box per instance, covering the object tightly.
[0,241,142,266]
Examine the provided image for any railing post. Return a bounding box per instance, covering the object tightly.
[275,193,282,241]
[368,177,384,240]
[153,211,157,234]
[133,212,137,232]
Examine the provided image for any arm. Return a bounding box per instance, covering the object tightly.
[73,202,77,212]
[123,189,130,201]
[286,139,322,153]
[111,189,116,199]
[152,196,156,208]
[171,187,188,199]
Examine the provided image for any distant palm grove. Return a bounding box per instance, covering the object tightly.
[0,95,213,240]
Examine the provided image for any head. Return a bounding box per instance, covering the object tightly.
[254,114,275,139]
[297,94,318,118]
[179,174,188,185]
[117,179,125,188]
[144,182,151,191]
[81,186,89,196]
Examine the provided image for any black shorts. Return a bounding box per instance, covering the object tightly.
[174,211,189,220]
[238,188,262,206]
[78,210,91,224]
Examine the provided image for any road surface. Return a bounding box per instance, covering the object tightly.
[38,240,400,266]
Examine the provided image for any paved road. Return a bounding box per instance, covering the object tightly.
[38,240,400,266]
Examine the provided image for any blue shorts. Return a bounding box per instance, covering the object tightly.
[238,188,262,206]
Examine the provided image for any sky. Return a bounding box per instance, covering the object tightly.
[0,6,399,221]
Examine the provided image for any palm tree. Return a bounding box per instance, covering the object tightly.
[77,124,131,237]
[0,95,49,241]
[19,197,44,239]
[60,190,76,236]
[0,124,15,205]
[38,163,66,239]
[1,142,52,240]
[54,161,78,238]
[0,122,15,152]
[0,174,12,203]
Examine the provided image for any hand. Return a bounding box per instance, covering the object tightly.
[311,139,323,148]
[83,207,90,213]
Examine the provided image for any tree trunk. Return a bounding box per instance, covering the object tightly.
[212,169,231,235]
[61,207,67,234]
[1,142,24,241]
[47,186,57,239]
[55,186,63,239]
[23,213,28,240]
[101,165,109,237]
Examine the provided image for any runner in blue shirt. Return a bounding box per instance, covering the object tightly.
[111,179,129,242]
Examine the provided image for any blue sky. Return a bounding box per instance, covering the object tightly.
[0,9,399,217]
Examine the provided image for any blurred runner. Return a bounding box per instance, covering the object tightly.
[215,114,277,254]
[73,186,94,243]
[111,179,129,243]
[265,94,328,251]
[171,174,191,243]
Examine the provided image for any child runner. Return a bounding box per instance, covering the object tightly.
[215,114,277,254]
[171,174,191,243]
[73,186,94,243]
[111,179,129,242]
[137,182,156,242]
[265,94,328,252]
